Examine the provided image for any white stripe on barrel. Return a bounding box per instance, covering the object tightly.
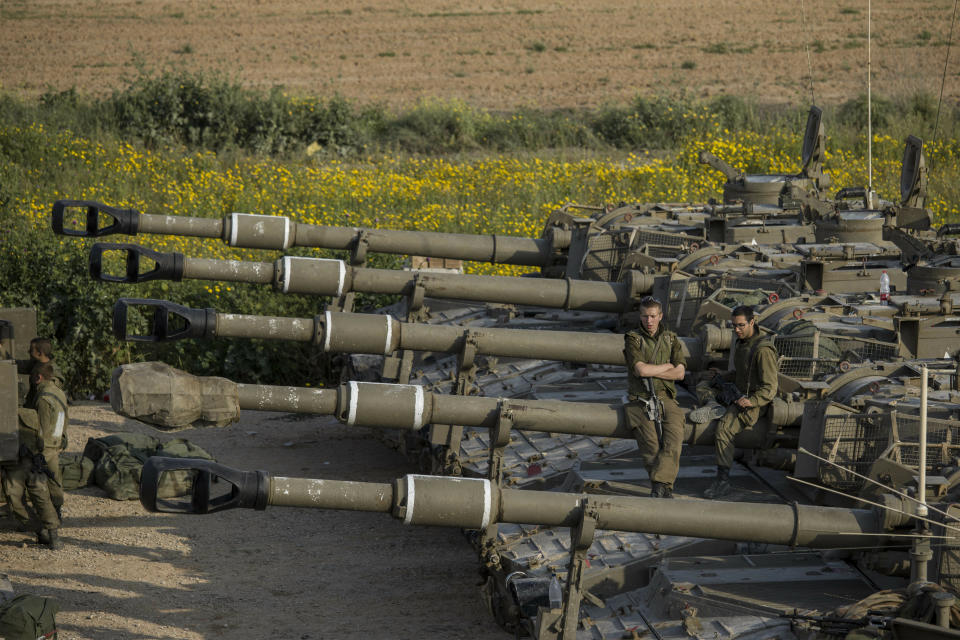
[383,316,393,355]
[347,381,360,425]
[229,213,242,246]
[404,475,415,525]
[324,310,333,352]
[412,385,424,429]
[281,256,293,293]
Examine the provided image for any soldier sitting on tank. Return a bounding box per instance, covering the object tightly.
[623,296,687,499]
[700,305,778,500]
[2,363,64,550]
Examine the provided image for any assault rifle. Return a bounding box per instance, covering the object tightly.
[19,445,60,487]
[642,377,664,448]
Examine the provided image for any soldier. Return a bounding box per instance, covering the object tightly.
[32,363,68,520]
[2,363,64,549]
[702,305,778,499]
[19,338,64,408]
[623,296,687,498]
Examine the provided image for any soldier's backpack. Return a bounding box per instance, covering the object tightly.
[0,594,59,640]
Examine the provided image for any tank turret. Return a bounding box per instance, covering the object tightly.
[699,106,830,206]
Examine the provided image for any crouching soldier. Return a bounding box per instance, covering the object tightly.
[702,305,778,499]
[623,296,687,498]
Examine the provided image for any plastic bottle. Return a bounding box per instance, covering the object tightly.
[548,575,563,610]
[879,270,890,303]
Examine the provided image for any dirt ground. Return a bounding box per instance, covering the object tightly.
[0,404,507,639]
[1,0,956,109]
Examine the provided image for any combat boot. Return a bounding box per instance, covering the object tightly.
[46,529,63,551]
[689,402,726,424]
[36,529,51,546]
[650,481,674,498]
[703,466,732,499]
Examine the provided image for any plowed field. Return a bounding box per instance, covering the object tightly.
[1,0,955,107]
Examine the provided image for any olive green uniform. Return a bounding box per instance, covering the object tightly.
[2,408,60,533]
[34,381,68,512]
[623,326,686,488]
[714,332,778,468]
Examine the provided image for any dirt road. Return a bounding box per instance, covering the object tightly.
[0,404,507,639]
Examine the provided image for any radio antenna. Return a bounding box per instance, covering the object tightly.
[933,0,960,144]
[867,0,874,204]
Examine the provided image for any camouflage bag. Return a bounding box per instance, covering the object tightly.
[155,438,215,498]
[83,434,215,500]
[0,594,59,640]
[58,451,94,490]
[94,443,151,501]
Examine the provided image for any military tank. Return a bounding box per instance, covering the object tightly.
[51,108,839,289]
[47,107,960,638]
[110,356,960,640]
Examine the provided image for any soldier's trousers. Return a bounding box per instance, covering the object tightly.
[715,404,763,469]
[45,451,62,511]
[1,458,59,532]
[624,397,684,488]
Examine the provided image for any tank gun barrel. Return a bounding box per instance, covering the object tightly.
[53,200,564,266]
[113,362,635,436]
[141,457,917,549]
[91,243,655,313]
[113,299,705,367]
[112,363,798,440]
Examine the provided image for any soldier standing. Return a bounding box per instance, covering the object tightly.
[2,363,64,549]
[623,296,687,498]
[703,305,778,499]
[32,363,68,520]
[20,338,64,408]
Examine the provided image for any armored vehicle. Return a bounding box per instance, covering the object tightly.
[0,308,40,461]
[47,106,960,638]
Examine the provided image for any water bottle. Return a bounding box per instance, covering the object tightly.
[548,575,563,609]
[879,270,890,303]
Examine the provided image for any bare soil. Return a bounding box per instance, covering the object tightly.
[1,0,955,109]
[0,404,507,639]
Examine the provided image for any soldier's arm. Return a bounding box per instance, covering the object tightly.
[747,347,779,408]
[634,362,685,379]
[624,333,642,371]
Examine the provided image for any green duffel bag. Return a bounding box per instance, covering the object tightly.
[58,451,94,490]
[154,438,216,498]
[0,593,59,639]
[94,444,151,501]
